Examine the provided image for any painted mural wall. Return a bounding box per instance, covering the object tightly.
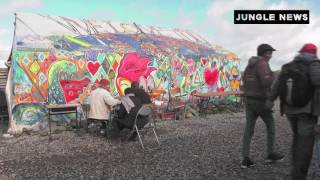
[8,13,241,133]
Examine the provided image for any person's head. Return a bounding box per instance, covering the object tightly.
[257,44,276,61]
[299,43,317,57]
[131,81,140,89]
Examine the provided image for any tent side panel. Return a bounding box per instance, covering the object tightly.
[8,13,241,133]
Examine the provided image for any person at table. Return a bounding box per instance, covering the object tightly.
[88,79,121,134]
[110,81,151,141]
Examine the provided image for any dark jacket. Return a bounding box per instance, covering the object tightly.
[243,56,274,99]
[269,53,320,115]
[118,95,142,120]
[124,88,151,104]
[118,88,151,124]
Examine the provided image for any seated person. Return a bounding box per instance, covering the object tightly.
[88,79,121,134]
[125,81,151,104]
[111,82,151,140]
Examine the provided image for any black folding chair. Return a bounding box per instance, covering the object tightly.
[129,104,160,149]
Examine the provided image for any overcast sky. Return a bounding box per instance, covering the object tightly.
[0,0,319,70]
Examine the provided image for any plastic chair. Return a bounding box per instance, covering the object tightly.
[129,104,160,149]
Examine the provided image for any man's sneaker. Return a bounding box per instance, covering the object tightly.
[241,157,254,169]
[265,153,284,163]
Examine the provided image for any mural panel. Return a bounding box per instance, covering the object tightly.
[8,13,241,133]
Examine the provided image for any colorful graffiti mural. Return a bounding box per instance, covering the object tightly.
[7,12,241,133]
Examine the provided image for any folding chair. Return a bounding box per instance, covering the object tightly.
[129,104,160,149]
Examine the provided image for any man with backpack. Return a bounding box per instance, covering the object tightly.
[241,43,284,169]
[269,43,320,180]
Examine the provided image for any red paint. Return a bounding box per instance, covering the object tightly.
[200,58,207,65]
[217,87,225,92]
[116,52,156,96]
[204,68,219,86]
[59,78,90,103]
[112,61,119,71]
[117,52,156,82]
[87,61,100,76]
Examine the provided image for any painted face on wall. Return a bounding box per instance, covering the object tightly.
[231,66,239,78]
[116,52,157,96]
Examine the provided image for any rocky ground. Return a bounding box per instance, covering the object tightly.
[0,106,319,180]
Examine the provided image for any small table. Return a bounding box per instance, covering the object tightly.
[190,91,244,118]
[47,104,79,140]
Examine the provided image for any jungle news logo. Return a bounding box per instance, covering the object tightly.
[234,10,309,24]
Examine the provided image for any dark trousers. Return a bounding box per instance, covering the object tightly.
[111,116,148,132]
[87,118,107,129]
[242,97,275,158]
[286,113,317,180]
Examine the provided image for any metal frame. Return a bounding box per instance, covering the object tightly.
[47,104,78,140]
[130,104,160,149]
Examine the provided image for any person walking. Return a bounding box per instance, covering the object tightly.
[269,43,320,180]
[241,43,284,168]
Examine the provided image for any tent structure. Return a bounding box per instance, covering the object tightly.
[6,12,241,134]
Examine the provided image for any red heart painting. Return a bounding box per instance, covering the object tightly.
[204,68,219,86]
[87,61,100,76]
[59,78,90,103]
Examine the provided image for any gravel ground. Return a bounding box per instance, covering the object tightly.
[0,106,319,180]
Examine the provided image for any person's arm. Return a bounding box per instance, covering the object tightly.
[309,61,320,86]
[103,91,121,106]
[263,75,280,110]
[257,60,274,88]
[309,61,320,116]
[117,104,127,119]
[269,74,280,101]
[142,91,151,104]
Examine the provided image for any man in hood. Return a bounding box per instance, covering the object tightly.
[269,43,320,180]
[241,44,284,169]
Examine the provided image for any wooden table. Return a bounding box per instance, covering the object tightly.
[190,91,244,118]
[191,91,244,98]
[47,103,79,140]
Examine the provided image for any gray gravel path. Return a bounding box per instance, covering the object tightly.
[0,107,319,180]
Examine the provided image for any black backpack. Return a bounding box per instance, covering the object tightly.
[278,60,315,107]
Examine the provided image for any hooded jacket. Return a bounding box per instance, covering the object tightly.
[269,53,320,115]
[243,56,274,99]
